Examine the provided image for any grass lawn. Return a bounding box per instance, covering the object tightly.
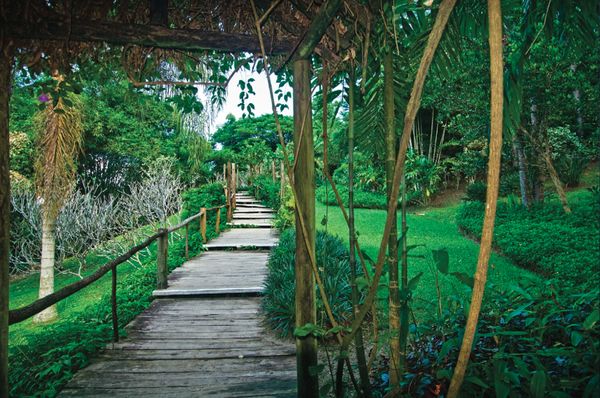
[315,201,540,319]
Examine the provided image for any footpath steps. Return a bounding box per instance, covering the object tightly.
[59,192,295,397]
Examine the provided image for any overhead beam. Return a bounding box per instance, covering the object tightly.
[293,0,343,60]
[4,20,294,54]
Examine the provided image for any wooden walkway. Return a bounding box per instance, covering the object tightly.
[59,192,296,397]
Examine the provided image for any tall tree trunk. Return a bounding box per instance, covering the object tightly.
[293,58,318,397]
[447,0,503,396]
[348,65,371,397]
[384,47,401,386]
[0,48,13,398]
[513,132,529,208]
[543,151,571,213]
[34,212,58,323]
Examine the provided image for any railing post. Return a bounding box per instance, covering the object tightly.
[184,224,189,260]
[156,229,168,289]
[232,163,237,209]
[216,207,221,234]
[200,208,207,243]
[111,266,119,342]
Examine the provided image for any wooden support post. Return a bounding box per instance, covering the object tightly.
[0,49,13,398]
[215,208,221,234]
[156,230,168,289]
[293,58,318,397]
[200,208,207,243]
[223,163,226,182]
[232,163,237,209]
[184,224,189,260]
[280,160,285,200]
[111,267,119,342]
[271,160,276,181]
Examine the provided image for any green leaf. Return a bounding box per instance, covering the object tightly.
[583,309,599,330]
[530,370,547,398]
[294,323,320,338]
[451,272,474,288]
[355,276,369,292]
[465,375,490,389]
[570,331,584,347]
[432,248,450,274]
[408,272,424,291]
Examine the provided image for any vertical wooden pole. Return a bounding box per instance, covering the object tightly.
[280,160,285,200]
[293,58,318,397]
[215,208,221,234]
[271,160,276,181]
[156,230,168,289]
[227,162,233,220]
[0,49,13,398]
[223,163,226,182]
[111,267,119,342]
[184,224,189,260]
[232,163,237,209]
[200,208,207,243]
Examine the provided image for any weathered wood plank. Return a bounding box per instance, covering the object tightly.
[58,194,294,397]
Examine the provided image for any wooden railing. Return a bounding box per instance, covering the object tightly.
[8,205,225,343]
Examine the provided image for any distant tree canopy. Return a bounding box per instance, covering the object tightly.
[211,114,293,152]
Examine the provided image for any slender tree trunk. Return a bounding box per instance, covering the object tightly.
[428,110,434,161]
[0,48,13,398]
[543,151,571,213]
[513,133,529,208]
[348,66,371,397]
[447,1,503,396]
[399,173,409,372]
[34,211,58,323]
[293,58,318,397]
[570,64,583,135]
[384,47,401,387]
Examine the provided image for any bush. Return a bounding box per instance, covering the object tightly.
[456,192,600,285]
[464,181,487,202]
[316,184,389,209]
[262,229,356,337]
[251,175,281,210]
[391,276,600,397]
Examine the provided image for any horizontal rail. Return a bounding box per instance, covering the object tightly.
[9,231,164,325]
[167,206,225,233]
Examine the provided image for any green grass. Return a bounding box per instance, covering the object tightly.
[316,201,540,318]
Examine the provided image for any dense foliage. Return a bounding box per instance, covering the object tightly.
[457,191,600,285]
[262,229,356,337]
[386,276,600,397]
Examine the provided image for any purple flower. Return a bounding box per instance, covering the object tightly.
[38,93,50,103]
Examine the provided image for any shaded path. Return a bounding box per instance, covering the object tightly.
[59,192,295,397]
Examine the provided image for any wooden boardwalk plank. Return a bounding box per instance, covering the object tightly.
[59,194,295,397]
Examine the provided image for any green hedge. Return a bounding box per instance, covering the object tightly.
[261,229,356,337]
[456,191,600,285]
[316,184,388,209]
[181,182,226,240]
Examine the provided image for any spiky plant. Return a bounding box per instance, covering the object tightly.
[33,93,83,323]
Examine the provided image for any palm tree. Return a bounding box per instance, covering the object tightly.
[33,87,83,323]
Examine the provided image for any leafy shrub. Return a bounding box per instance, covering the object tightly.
[456,192,600,285]
[262,229,355,337]
[274,184,294,230]
[251,175,281,210]
[396,276,600,397]
[464,181,487,202]
[316,184,389,209]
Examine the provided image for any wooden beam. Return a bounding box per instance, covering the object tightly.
[293,0,343,61]
[0,49,12,398]
[293,58,318,397]
[4,20,294,54]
